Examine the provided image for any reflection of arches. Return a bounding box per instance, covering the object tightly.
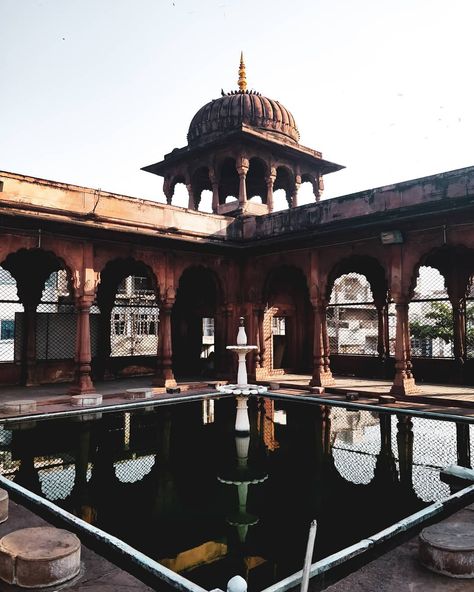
[262,266,311,373]
[218,158,239,204]
[172,266,223,376]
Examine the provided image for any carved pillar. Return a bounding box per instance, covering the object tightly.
[291,175,301,208]
[237,159,249,206]
[163,178,173,205]
[265,168,276,212]
[309,300,335,387]
[69,295,96,395]
[153,299,177,388]
[210,171,219,213]
[186,184,195,210]
[397,415,413,489]
[390,298,419,396]
[317,175,324,201]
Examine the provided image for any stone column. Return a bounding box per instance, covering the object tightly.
[163,178,173,205]
[186,184,195,210]
[390,298,419,396]
[210,172,219,213]
[69,295,96,395]
[309,300,335,387]
[265,169,276,212]
[153,300,177,388]
[237,160,249,206]
[291,175,301,208]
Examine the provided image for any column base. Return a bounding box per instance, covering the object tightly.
[390,377,420,396]
[309,371,335,388]
[152,376,177,389]
[68,379,96,396]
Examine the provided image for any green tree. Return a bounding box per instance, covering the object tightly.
[410,301,474,347]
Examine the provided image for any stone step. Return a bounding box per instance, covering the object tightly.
[3,400,37,414]
[0,526,81,588]
[125,388,154,400]
[419,521,474,578]
[70,394,103,407]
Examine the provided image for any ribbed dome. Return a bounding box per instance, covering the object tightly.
[187,90,300,145]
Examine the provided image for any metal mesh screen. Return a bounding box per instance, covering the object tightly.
[110,276,159,357]
[467,282,474,358]
[327,273,378,355]
[409,266,453,358]
[0,267,24,362]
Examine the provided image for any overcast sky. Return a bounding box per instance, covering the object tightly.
[1,0,473,209]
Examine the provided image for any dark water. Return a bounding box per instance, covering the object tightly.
[0,397,471,591]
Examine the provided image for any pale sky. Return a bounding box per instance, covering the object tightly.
[1,0,473,209]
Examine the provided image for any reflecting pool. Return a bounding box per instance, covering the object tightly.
[0,396,472,591]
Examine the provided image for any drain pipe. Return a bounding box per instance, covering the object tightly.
[300,520,317,592]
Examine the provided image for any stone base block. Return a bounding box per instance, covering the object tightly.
[70,394,103,407]
[0,490,8,524]
[419,521,474,578]
[152,377,177,388]
[166,387,181,394]
[310,386,325,395]
[0,526,81,588]
[346,391,359,401]
[390,377,420,396]
[3,400,37,414]
[125,388,154,400]
[309,372,335,388]
[379,395,396,404]
[269,382,281,390]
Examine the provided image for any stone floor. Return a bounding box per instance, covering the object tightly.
[315,503,474,592]
[0,500,153,591]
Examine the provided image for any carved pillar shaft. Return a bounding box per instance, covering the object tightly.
[211,181,219,213]
[309,302,334,387]
[69,296,95,394]
[153,302,177,388]
[456,422,471,468]
[186,184,195,210]
[390,300,418,396]
[291,180,301,208]
[237,165,248,206]
[22,303,39,387]
[266,177,275,212]
[452,301,466,364]
[397,415,413,488]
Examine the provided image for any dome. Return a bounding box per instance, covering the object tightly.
[187,90,300,145]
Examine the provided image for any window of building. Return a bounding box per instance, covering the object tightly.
[202,317,215,338]
[135,313,157,335]
[114,313,126,335]
[272,316,286,336]
[0,320,14,340]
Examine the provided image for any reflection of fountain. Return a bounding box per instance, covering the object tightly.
[218,434,268,544]
[216,318,267,398]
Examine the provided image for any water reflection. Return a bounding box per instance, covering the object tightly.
[0,397,471,591]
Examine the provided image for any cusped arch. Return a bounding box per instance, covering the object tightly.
[175,264,224,308]
[409,245,474,301]
[97,257,160,308]
[326,255,388,306]
[262,264,310,305]
[1,248,74,304]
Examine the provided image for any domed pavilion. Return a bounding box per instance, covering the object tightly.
[142,54,344,215]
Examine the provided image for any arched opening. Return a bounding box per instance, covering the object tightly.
[409,266,452,359]
[0,249,74,386]
[247,158,267,204]
[328,273,378,356]
[199,190,213,213]
[170,175,189,208]
[191,167,212,212]
[274,166,295,209]
[172,267,222,378]
[326,256,390,379]
[262,266,311,374]
[218,158,239,204]
[96,259,159,380]
[299,173,317,205]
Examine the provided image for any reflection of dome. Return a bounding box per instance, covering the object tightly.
[188,91,300,145]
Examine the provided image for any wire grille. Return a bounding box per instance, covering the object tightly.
[327,274,378,355]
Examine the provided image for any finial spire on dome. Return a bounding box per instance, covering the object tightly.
[238,51,247,92]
